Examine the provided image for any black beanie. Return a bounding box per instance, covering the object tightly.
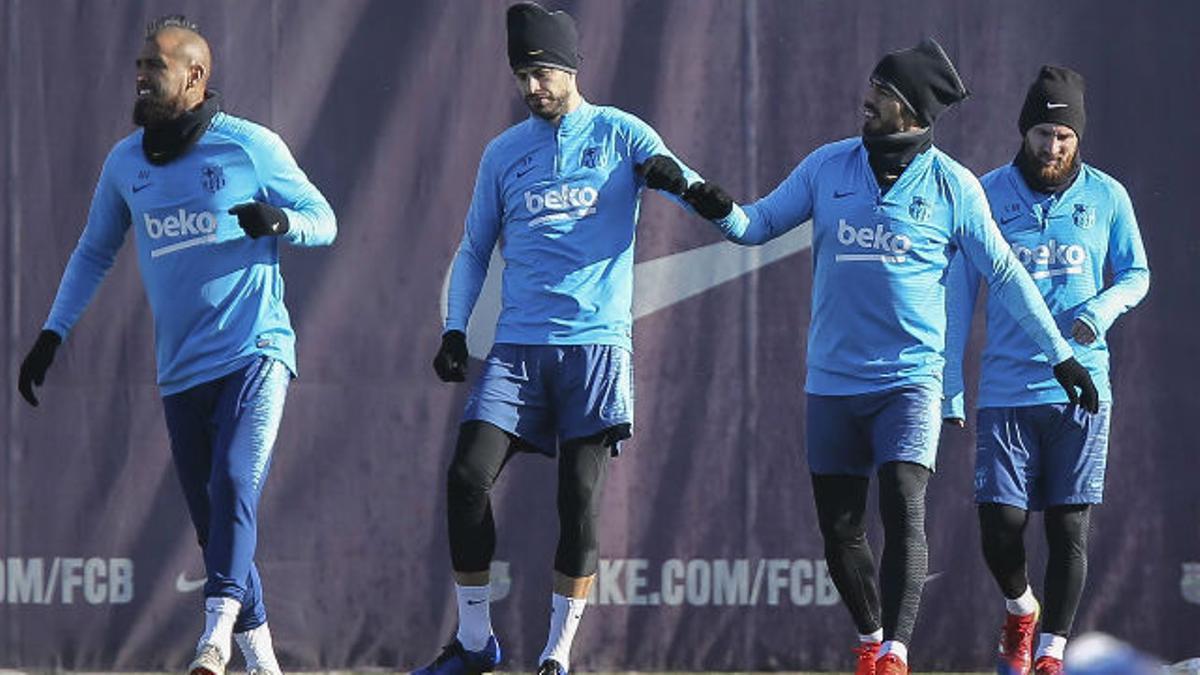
[1018,65,1086,138]
[507,2,579,73]
[870,38,970,127]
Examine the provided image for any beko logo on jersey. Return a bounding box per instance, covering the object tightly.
[1011,239,1086,279]
[835,218,912,263]
[524,184,599,227]
[144,209,219,258]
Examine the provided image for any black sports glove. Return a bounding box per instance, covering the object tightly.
[636,155,687,195]
[18,329,62,407]
[229,201,290,239]
[432,330,469,382]
[683,181,734,220]
[1052,357,1100,414]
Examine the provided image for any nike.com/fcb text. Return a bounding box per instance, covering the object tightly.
[589,557,840,607]
[0,557,133,604]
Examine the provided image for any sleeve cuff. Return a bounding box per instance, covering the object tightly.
[1074,309,1104,340]
[942,394,965,420]
[714,203,748,238]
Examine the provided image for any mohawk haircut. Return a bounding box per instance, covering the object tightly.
[144,14,202,40]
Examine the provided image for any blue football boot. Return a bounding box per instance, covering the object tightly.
[412,636,501,675]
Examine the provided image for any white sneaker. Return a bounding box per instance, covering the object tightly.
[188,642,228,675]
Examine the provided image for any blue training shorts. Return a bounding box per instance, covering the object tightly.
[462,343,633,456]
[805,383,942,476]
[974,402,1112,511]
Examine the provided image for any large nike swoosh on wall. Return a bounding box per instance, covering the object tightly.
[174,571,206,593]
[441,222,813,356]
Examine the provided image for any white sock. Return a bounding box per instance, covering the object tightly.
[539,593,588,671]
[878,640,908,664]
[455,583,493,651]
[859,629,883,644]
[199,597,242,659]
[1035,633,1067,660]
[1005,586,1039,616]
[235,622,281,673]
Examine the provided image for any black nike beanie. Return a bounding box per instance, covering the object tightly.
[1019,65,1086,138]
[507,2,579,73]
[870,37,970,127]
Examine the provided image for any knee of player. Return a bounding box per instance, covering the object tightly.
[818,515,867,543]
[446,459,493,497]
[557,480,601,516]
[209,467,263,496]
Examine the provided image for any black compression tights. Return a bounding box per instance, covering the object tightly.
[813,462,931,644]
[811,461,931,638]
[446,420,611,577]
[978,502,1091,636]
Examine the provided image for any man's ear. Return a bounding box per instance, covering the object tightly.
[187,62,207,89]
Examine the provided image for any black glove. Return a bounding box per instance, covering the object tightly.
[1052,357,1100,414]
[432,330,469,382]
[18,329,62,407]
[229,201,290,239]
[683,181,734,220]
[636,155,687,195]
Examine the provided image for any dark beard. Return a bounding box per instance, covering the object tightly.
[526,93,569,121]
[132,88,179,127]
[1016,143,1081,194]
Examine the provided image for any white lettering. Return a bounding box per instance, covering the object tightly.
[83,558,107,604]
[109,558,134,603]
[1011,239,1087,274]
[685,559,711,605]
[143,209,220,240]
[837,219,911,255]
[523,184,600,217]
[7,558,42,604]
[625,559,649,605]
[661,559,685,606]
[60,558,84,604]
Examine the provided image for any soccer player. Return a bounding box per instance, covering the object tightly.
[417,3,703,675]
[677,40,1099,675]
[16,16,336,675]
[942,66,1149,675]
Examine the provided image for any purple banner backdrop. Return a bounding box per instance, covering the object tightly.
[3,0,1198,670]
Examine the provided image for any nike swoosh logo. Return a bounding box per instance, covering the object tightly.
[516,166,535,178]
[1046,102,1069,109]
[833,190,854,199]
[441,222,813,355]
[925,571,946,583]
[999,214,1022,225]
[175,571,206,593]
[132,183,152,193]
[527,49,544,56]
[466,598,488,605]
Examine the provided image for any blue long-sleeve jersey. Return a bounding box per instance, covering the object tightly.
[444,101,701,350]
[713,138,1074,396]
[44,112,337,395]
[943,163,1149,416]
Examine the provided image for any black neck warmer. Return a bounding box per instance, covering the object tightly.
[863,127,933,190]
[142,91,221,165]
[1014,145,1081,195]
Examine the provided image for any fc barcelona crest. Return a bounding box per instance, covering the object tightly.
[201,165,226,194]
[1072,203,1095,230]
[1182,562,1200,605]
[909,195,931,223]
[581,146,605,169]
